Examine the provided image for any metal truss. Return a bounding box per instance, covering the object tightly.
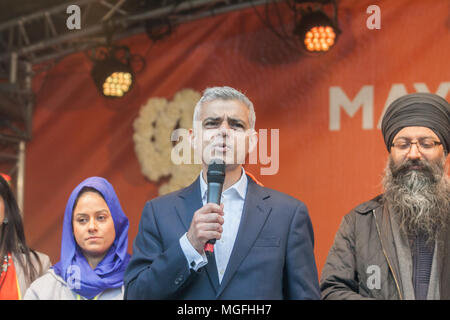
[0,138,26,213]
[0,0,284,66]
[0,0,284,158]
[0,53,32,211]
[0,0,285,139]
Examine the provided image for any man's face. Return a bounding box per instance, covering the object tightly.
[384,126,449,240]
[190,99,257,168]
[390,126,445,168]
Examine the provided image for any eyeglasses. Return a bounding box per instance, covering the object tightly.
[391,138,442,154]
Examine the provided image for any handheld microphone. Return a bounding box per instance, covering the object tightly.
[204,159,225,253]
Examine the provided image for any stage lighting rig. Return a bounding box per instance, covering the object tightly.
[292,0,340,53]
[90,46,139,98]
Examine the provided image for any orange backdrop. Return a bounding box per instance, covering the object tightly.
[25,0,450,276]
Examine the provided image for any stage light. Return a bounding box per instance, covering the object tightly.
[102,71,133,97]
[91,46,134,98]
[294,8,340,53]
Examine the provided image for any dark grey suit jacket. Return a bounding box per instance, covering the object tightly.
[124,175,320,299]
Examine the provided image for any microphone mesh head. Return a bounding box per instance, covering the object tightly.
[207,159,225,184]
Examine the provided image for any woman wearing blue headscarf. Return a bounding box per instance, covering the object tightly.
[24,177,130,300]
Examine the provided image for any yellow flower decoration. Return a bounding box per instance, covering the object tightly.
[133,89,202,195]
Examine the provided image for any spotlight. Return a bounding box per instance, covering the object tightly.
[294,8,340,53]
[91,46,134,98]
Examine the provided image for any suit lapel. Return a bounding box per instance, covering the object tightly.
[175,176,202,230]
[175,176,220,293]
[216,179,272,297]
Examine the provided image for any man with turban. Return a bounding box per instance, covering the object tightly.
[320,92,450,300]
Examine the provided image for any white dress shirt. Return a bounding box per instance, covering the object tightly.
[179,168,248,283]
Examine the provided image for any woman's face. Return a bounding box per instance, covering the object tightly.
[72,191,116,261]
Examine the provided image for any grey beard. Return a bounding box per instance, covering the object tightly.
[382,156,450,243]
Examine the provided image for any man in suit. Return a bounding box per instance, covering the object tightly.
[124,86,320,299]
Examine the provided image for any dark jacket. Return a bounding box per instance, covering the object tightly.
[320,195,450,300]
[124,175,320,300]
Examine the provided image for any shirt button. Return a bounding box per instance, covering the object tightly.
[190,261,196,268]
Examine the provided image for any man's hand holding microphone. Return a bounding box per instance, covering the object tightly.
[187,160,226,254]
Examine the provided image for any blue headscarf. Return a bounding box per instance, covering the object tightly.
[52,177,130,299]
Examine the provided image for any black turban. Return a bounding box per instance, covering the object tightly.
[381,92,450,154]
